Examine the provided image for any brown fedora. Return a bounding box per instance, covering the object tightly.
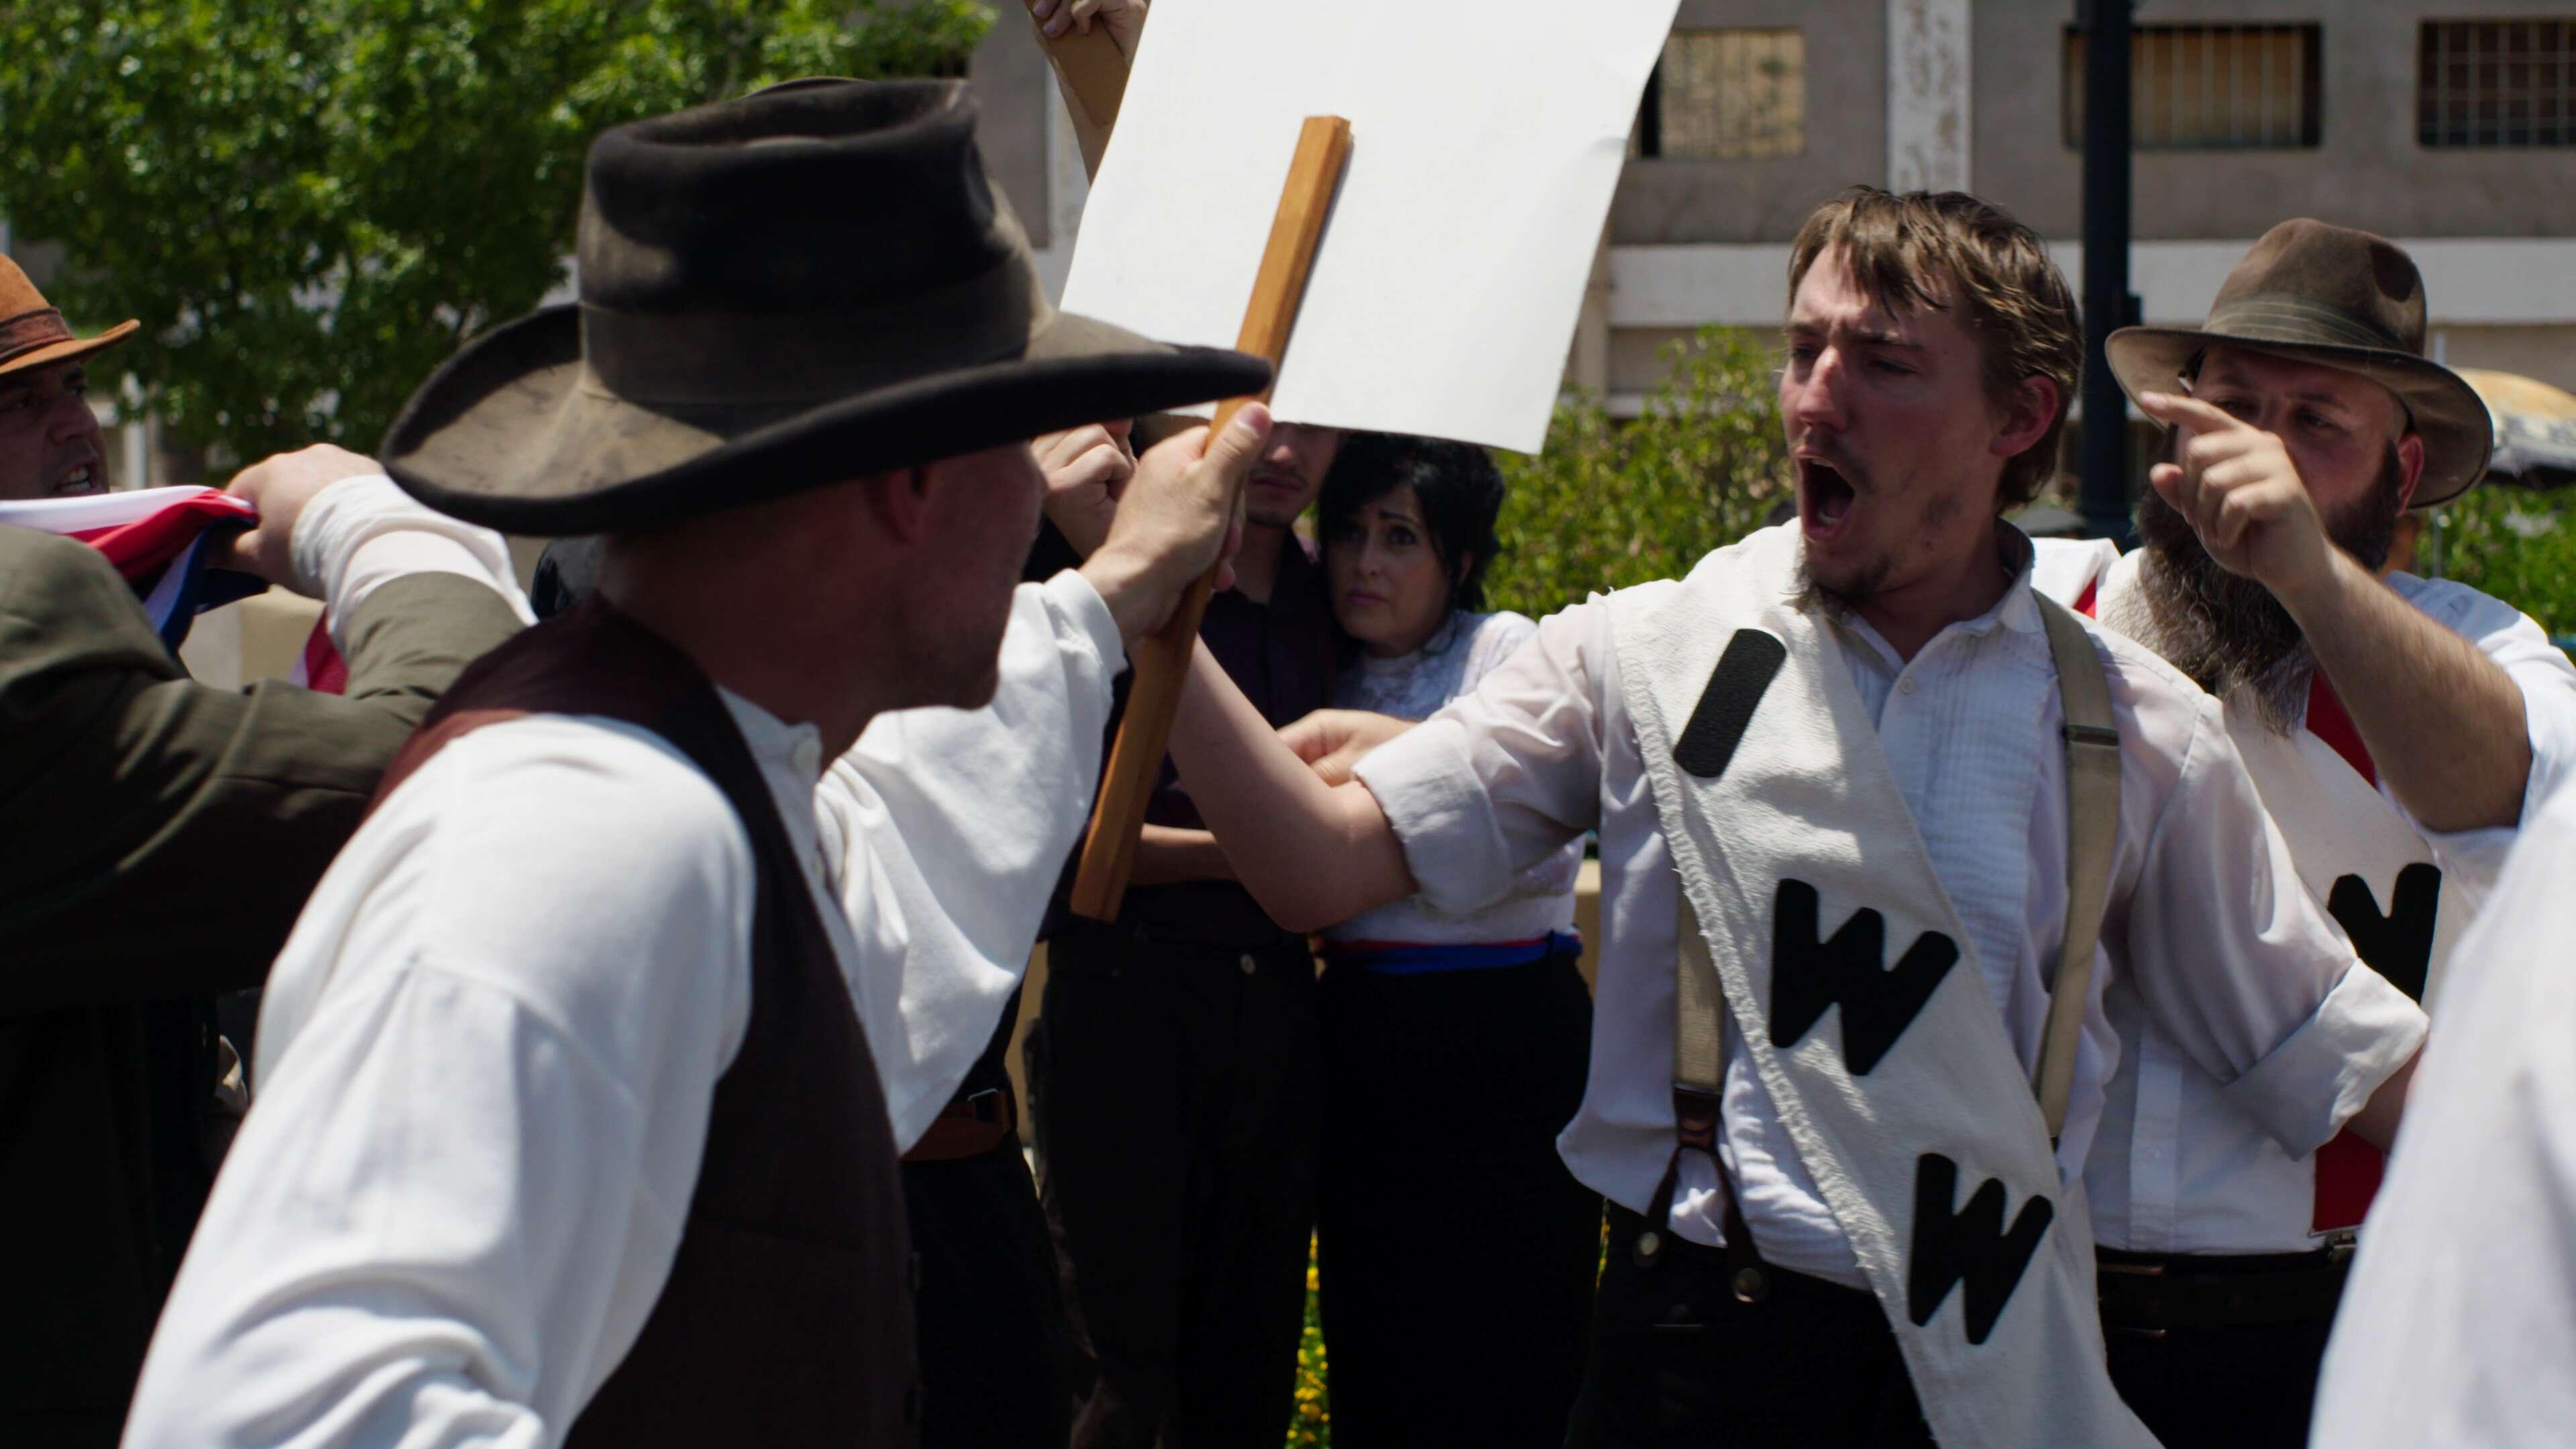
[2106,219,2493,507]
[381,78,1269,537]
[0,252,138,380]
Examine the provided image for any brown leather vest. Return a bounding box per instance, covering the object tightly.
[372,598,919,1446]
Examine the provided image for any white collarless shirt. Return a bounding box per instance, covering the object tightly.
[2312,785,2576,1447]
[1353,525,2422,1288]
[121,571,1125,1449]
[2033,540,2576,1252]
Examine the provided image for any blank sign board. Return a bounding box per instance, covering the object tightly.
[1061,0,1684,455]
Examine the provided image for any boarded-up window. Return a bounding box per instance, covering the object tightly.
[2421,20,2576,147]
[2063,23,2323,149]
[1638,30,1805,160]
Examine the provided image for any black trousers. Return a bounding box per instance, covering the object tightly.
[1567,1205,1934,1449]
[1317,953,1600,1449]
[902,1130,1072,1449]
[2106,1311,2336,1446]
[1034,924,1322,1449]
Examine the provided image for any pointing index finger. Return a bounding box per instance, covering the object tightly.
[2135,388,2246,435]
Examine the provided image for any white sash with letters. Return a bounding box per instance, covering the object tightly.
[2094,551,2462,1012]
[1605,527,2153,1448]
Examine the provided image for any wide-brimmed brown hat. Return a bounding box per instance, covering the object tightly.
[382,78,1269,535]
[2106,219,2493,507]
[0,252,137,379]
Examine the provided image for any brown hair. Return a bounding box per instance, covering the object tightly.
[1787,188,2083,512]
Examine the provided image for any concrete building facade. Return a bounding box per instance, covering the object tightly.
[968,1,2576,422]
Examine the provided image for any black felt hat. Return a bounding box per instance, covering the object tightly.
[381,78,1269,535]
[2106,219,2493,508]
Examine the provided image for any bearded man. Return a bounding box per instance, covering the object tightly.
[2031,219,2576,1447]
[1134,187,2426,1448]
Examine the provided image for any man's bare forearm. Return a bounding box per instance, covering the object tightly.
[2282,550,2530,831]
[2346,1044,2419,1152]
[1164,644,1417,932]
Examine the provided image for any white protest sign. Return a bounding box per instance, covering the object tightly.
[1061,0,1682,455]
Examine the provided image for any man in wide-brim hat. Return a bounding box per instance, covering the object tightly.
[123,78,1274,1448]
[2025,218,2576,1447]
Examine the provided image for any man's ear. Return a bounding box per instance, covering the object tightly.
[1990,374,2061,461]
[2394,431,2428,512]
[857,466,936,545]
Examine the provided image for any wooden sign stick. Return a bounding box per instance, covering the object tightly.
[1069,114,1353,922]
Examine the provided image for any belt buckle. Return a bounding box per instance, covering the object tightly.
[964,1087,1007,1125]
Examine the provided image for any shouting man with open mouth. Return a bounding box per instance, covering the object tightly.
[1140,186,2429,1448]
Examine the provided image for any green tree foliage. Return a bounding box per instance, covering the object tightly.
[2428,484,2576,636]
[1485,326,1792,621]
[0,0,992,464]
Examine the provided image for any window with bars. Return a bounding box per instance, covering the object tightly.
[2421,21,2576,147]
[2062,23,2322,149]
[1635,29,1805,160]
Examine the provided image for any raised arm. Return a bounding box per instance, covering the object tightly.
[0,451,528,1012]
[2141,388,2536,830]
[1164,642,1418,932]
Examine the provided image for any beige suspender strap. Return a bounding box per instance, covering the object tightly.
[2034,592,2121,1140]
[1675,895,1726,1097]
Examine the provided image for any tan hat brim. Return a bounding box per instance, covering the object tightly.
[2106,325,2495,508]
[0,319,139,380]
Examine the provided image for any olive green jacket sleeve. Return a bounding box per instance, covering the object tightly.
[0,527,523,1014]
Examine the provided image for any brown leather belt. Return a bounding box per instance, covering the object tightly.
[902,1086,1019,1163]
[2096,1244,2353,1336]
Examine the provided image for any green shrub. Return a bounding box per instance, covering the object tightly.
[1485,327,1791,621]
[2426,484,2576,637]
[1288,1240,1330,1447]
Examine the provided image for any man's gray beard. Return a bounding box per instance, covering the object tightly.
[2129,447,2406,734]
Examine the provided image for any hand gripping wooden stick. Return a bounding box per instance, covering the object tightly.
[1069,114,1354,922]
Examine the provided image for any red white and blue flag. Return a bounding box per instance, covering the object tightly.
[0,485,345,690]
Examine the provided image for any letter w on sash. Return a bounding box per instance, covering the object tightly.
[1908,1152,2055,1346]
[1768,879,1960,1074]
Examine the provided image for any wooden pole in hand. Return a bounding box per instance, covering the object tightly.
[1068,114,1353,922]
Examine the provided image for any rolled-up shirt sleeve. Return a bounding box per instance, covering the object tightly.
[2125,696,2428,1156]
[289,474,535,641]
[816,570,1126,1148]
[1354,600,1605,918]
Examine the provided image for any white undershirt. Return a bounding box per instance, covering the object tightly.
[1354,526,2423,1287]
[121,570,1126,1449]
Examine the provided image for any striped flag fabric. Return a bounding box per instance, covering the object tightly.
[0,485,345,691]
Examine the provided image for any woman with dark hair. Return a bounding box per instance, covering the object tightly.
[1309,433,1598,1448]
